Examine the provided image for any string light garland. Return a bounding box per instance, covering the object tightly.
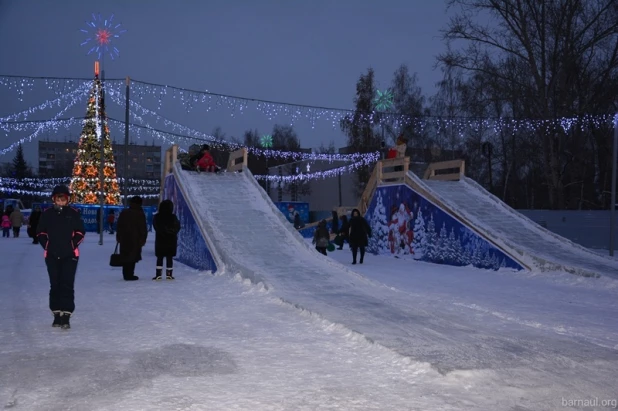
[0,75,122,102]
[106,87,381,162]
[103,79,616,133]
[0,84,88,125]
[0,185,159,198]
[2,74,616,134]
[0,91,88,156]
[0,176,158,185]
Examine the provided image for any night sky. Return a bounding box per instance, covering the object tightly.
[0,0,451,166]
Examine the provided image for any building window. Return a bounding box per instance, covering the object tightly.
[47,154,55,159]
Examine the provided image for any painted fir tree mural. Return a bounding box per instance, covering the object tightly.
[69,62,121,205]
[411,208,426,259]
[368,190,389,254]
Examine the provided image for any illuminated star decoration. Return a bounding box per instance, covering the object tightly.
[80,13,126,60]
[260,134,273,148]
[374,89,394,112]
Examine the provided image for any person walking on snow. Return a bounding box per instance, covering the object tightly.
[28,205,42,244]
[1,211,10,238]
[9,207,24,238]
[348,208,371,264]
[152,199,181,280]
[116,196,148,281]
[36,185,85,329]
[312,220,330,255]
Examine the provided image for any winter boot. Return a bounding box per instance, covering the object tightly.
[60,312,71,330]
[166,269,175,280]
[52,311,62,328]
[153,267,163,281]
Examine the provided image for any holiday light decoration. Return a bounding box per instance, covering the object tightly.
[0,75,123,105]
[106,86,381,163]
[2,74,617,134]
[0,90,89,156]
[80,13,126,60]
[374,89,394,111]
[0,84,88,125]
[0,186,159,198]
[260,134,273,148]
[0,176,159,187]
[69,64,121,204]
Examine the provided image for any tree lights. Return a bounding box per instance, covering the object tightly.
[69,69,121,204]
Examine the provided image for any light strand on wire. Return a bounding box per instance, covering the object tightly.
[0,88,89,156]
[0,176,159,187]
[2,74,616,134]
[107,87,380,162]
[107,79,616,133]
[0,83,89,127]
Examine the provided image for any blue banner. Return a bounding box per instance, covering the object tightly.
[274,201,309,226]
[364,185,524,271]
[162,174,218,273]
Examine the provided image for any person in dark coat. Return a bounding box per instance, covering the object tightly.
[152,199,181,280]
[116,196,148,281]
[36,185,85,329]
[337,214,350,250]
[312,220,330,255]
[348,208,371,264]
[28,205,42,244]
[331,210,339,234]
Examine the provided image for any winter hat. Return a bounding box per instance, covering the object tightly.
[130,196,143,206]
[158,199,174,214]
[51,185,70,199]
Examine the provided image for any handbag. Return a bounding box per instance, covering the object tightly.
[109,243,123,267]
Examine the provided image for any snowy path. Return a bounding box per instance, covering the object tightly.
[173,168,618,409]
[1,233,618,409]
[0,236,467,410]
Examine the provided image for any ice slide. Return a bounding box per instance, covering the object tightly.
[407,171,618,279]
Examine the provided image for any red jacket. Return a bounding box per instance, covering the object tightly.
[196,152,216,170]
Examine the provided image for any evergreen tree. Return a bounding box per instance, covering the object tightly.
[424,213,438,261]
[340,68,380,198]
[437,223,449,262]
[411,208,426,260]
[11,144,30,179]
[446,227,458,264]
[368,190,389,254]
[69,70,120,204]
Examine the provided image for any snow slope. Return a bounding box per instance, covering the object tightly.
[170,164,618,409]
[414,173,618,278]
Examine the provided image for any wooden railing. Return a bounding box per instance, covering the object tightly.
[358,156,409,215]
[160,145,179,200]
[423,159,465,181]
[227,148,248,172]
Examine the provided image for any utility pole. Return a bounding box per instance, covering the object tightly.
[97,61,105,246]
[610,115,618,256]
[124,76,130,207]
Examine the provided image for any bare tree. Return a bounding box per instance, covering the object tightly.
[439,0,618,209]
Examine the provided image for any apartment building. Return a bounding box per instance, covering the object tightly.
[38,140,162,179]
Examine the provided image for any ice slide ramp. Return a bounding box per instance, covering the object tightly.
[169,161,370,287]
[407,169,618,279]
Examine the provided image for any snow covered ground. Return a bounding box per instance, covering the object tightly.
[1,233,618,410]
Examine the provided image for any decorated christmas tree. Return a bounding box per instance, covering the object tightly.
[70,61,121,205]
